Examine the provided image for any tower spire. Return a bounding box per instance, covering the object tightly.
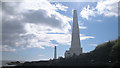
[65,10,82,58]
[71,10,81,50]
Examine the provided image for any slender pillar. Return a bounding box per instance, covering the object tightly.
[54,46,56,59]
[71,10,82,55]
[65,10,82,58]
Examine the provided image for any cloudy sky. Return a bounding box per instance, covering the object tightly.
[1,0,119,61]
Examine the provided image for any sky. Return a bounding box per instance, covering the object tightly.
[1,0,119,61]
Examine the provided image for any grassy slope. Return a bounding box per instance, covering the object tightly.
[49,38,120,67]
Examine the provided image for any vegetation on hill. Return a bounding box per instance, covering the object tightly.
[2,38,120,68]
[48,38,120,67]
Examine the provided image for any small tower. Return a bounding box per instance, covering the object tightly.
[54,46,57,59]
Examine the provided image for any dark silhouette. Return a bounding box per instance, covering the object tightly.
[2,38,120,68]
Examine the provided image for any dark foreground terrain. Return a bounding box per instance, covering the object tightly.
[2,38,120,68]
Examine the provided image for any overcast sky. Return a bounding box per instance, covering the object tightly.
[1,0,119,61]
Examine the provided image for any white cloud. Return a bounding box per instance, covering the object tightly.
[89,44,98,46]
[96,20,102,22]
[80,5,95,20]
[78,21,87,29]
[19,23,71,49]
[105,40,109,42]
[96,0,118,16]
[20,0,72,29]
[55,3,68,11]
[80,36,95,40]
[2,0,94,51]
[2,0,72,50]
[79,26,87,29]
[80,0,119,20]
[1,45,16,52]
[18,23,94,49]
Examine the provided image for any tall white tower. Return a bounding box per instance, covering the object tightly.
[65,10,82,58]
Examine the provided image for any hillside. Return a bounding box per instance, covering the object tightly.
[48,38,120,67]
[2,38,120,68]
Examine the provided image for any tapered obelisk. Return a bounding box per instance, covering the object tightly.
[65,10,82,58]
[71,10,82,55]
